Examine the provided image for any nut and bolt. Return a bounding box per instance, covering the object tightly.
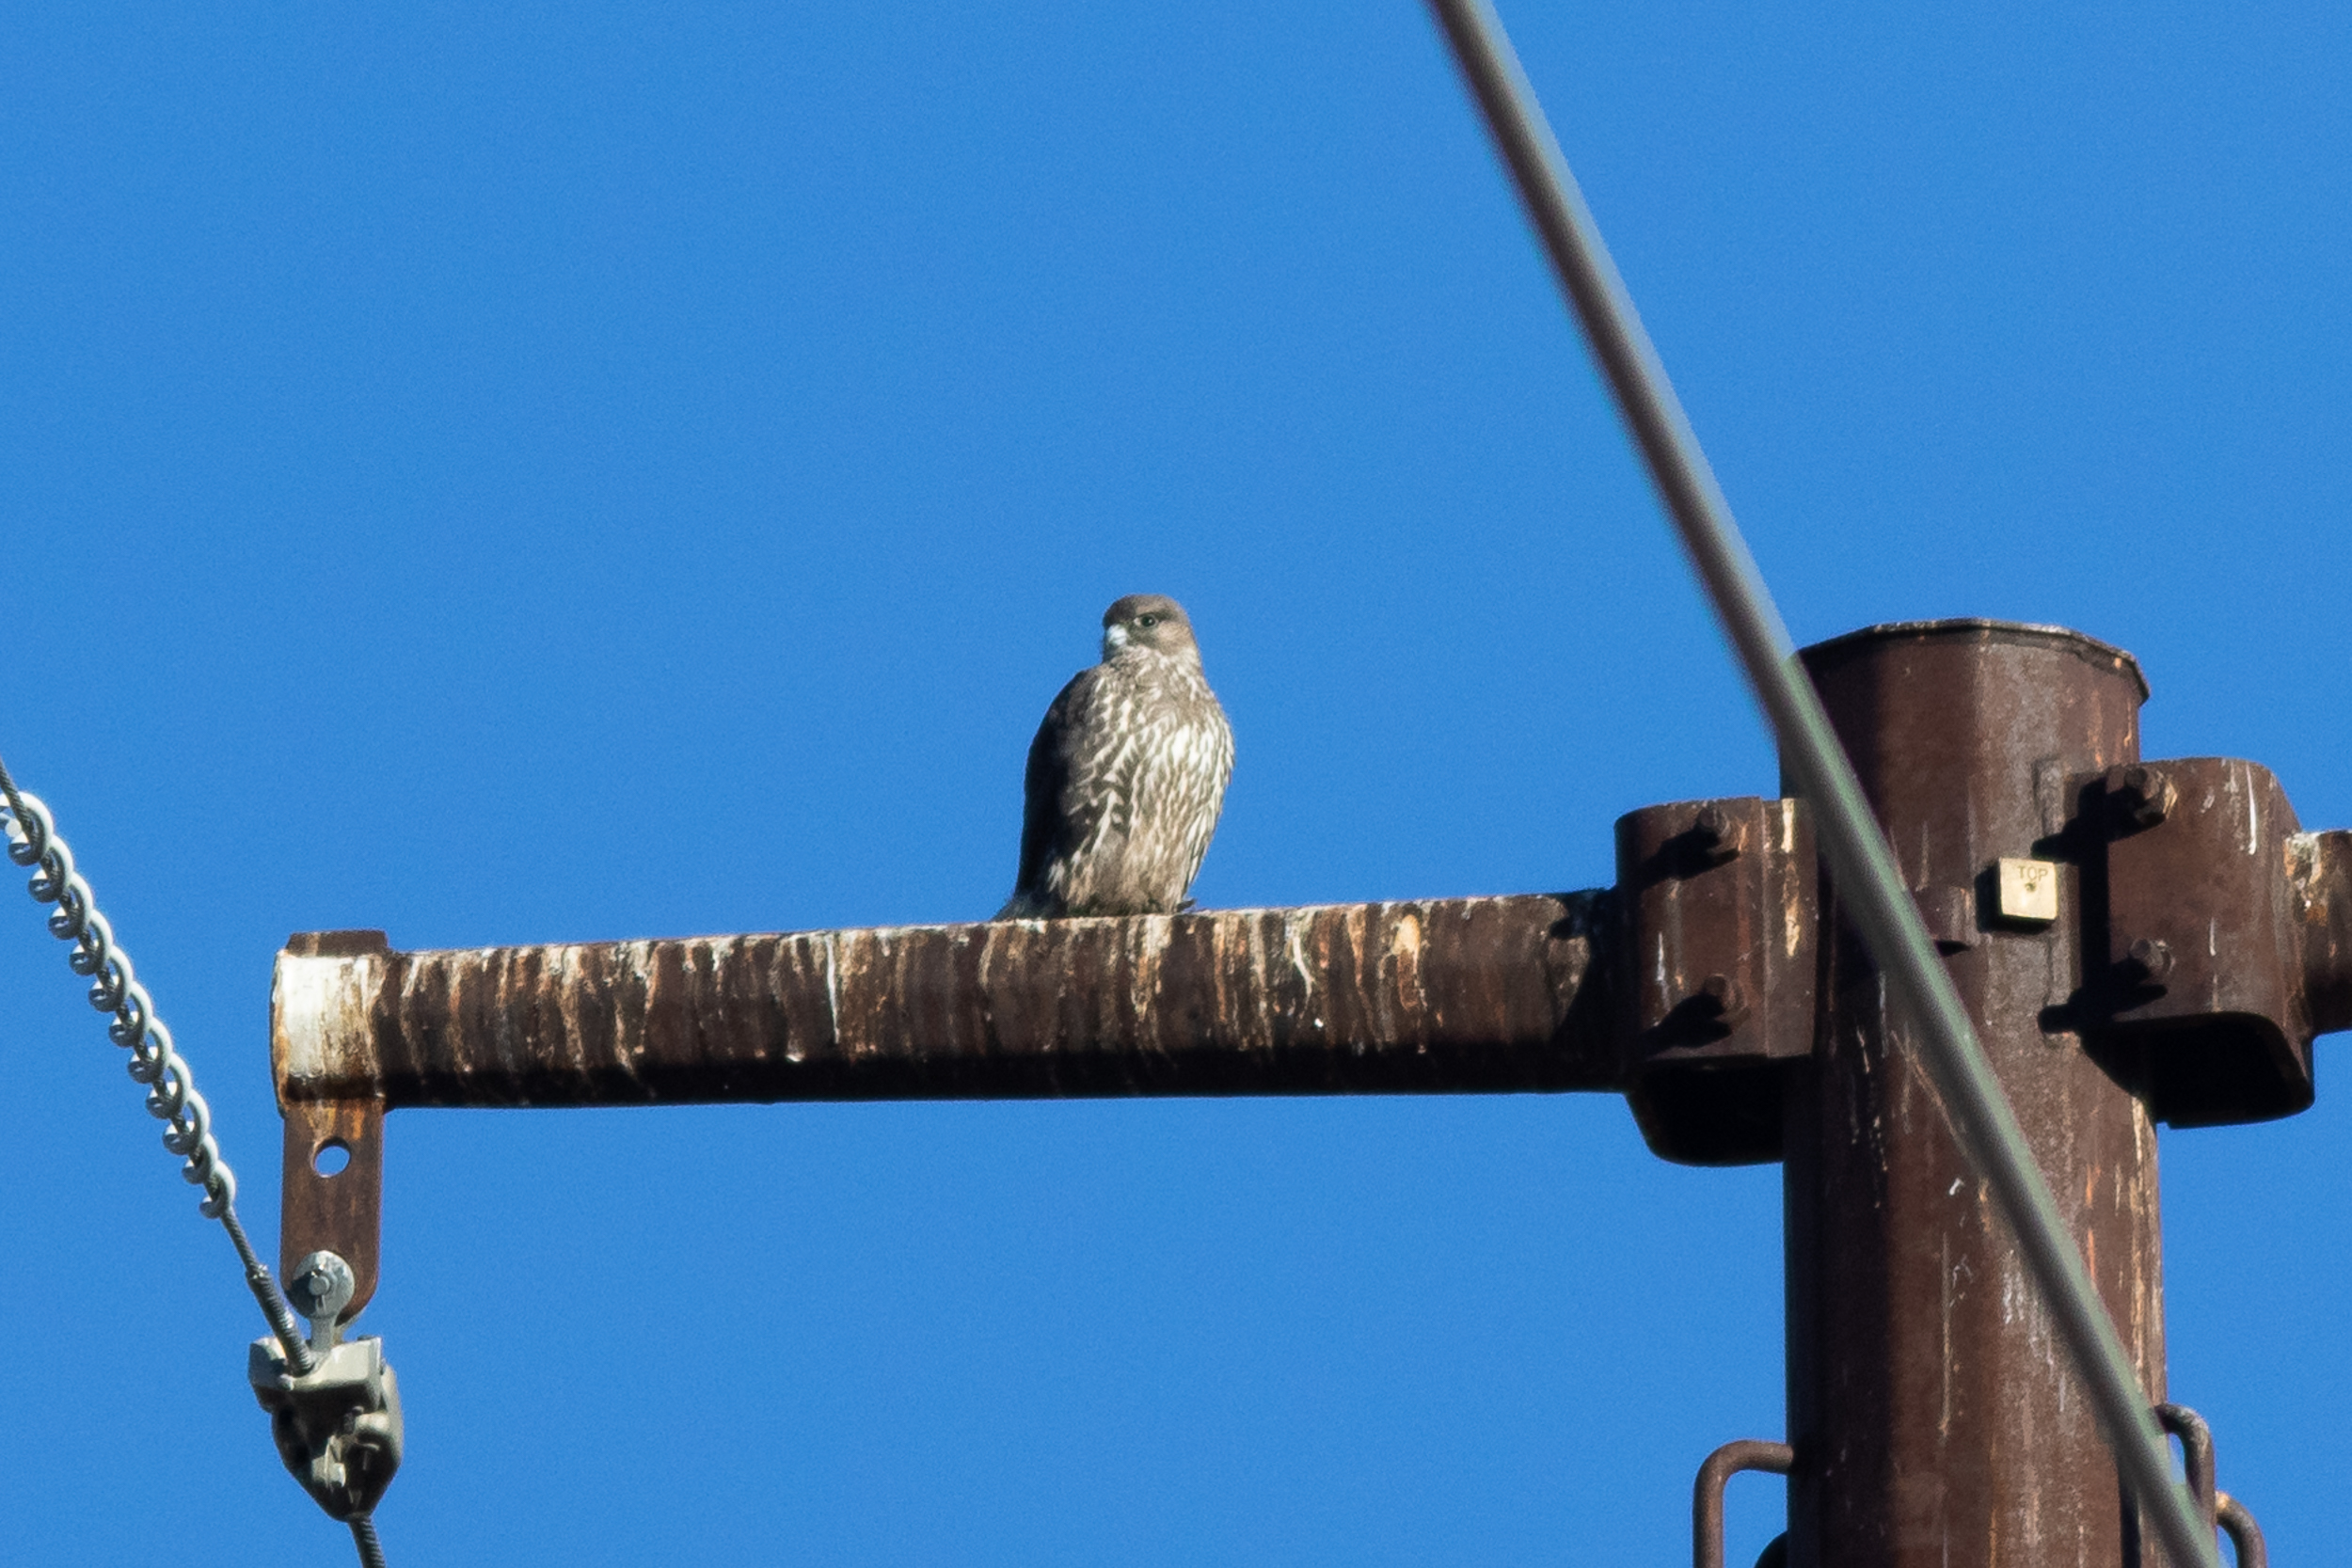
[2106,765,2176,831]
[2125,937,2173,983]
[1690,803,1743,863]
[287,1250,357,1321]
[1697,973,1752,1028]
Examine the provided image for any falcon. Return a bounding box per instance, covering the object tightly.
[997,594,1235,918]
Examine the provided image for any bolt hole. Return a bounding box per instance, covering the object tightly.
[312,1138,351,1177]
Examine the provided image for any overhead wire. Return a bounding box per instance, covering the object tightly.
[1416,3,2220,1565]
[0,750,391,1564]
[0,750,315,1370]
[0,15,2221,1566]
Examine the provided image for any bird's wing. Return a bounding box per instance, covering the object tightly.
[1012,666,1106,901]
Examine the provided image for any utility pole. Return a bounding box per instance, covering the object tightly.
[269,615,2345,1565]
[1786,623,2168,1563]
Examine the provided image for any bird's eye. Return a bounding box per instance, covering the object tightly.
[1137,614,1159,628]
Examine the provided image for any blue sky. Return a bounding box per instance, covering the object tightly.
[3,4,2347,1563]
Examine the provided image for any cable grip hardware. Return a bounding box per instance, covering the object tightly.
[249,1250,404,1523]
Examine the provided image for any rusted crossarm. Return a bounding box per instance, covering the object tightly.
[274,894,1615,1109]
[271,895,1615,1322]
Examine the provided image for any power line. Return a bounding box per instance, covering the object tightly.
[1418,4,2219,1564]
[0,751,391,1566]
[0,752,315,1371]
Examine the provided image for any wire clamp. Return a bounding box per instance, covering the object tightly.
[249,1250,404,1523]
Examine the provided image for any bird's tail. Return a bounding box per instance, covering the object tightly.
[994,891,1055,920]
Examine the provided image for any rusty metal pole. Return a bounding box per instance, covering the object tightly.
[1420,6,2210,1555]
[1784,621,2167,1567]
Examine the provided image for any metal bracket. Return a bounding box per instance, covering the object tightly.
[277,929,390,1324]
[260,934,407,1544]
[281,1094,386,1324]
[1692,1438,1794,1568]
[2289,826,2352,1036]
[2151,1402,2267,1568]
[2100,760,2316,1126]
[249,1326,405,1522]
[1615,797,1817,1165]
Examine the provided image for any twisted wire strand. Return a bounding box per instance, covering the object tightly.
[0,752,315,1370]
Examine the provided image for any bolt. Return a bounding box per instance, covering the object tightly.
[1689,802,1742,863]
[2106,765,2176,831]
[2126,937,2173,982]
[287,1250,356,1322]
[1697,973,1752,1027]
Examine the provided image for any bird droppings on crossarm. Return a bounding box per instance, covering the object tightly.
[271,895,1620,1110]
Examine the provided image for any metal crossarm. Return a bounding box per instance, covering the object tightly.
[274,897,1613,1107]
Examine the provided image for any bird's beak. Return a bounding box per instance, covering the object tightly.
[1103,624,1130,656]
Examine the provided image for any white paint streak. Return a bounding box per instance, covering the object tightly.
[2245,764,2261,856]
[1133,914,1171,1029]
[1387,911,1425,1032]
[1942,1230,1954,1439]
[1390,912,1422,963]
[554,945,591,1076]
[273,953,384,1084]
[821,933,841,1043]
[1285,914,1316,1001]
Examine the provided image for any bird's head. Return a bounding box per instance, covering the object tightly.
[1100,594,1202,664]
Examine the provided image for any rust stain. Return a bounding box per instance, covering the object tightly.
[273,895,1613,1110]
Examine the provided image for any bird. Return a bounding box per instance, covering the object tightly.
[997,594,1235,919]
